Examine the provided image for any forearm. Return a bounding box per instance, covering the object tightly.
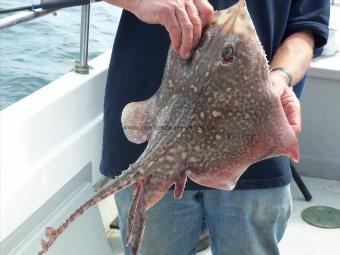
[270,31,315,87]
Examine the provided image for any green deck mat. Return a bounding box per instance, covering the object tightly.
[301,206,340,228]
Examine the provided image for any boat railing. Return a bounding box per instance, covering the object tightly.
[0,0,102,74]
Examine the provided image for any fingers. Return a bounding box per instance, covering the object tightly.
[160,0,213,59]
[176,0,213,59]
[281,88,301,134]
[138,0,214,59]
[193,0,214,26]
[284,102,301,134]
[164,10,182,53]
[185,0,202,50]
[269,73,301,134]
[161,3,192,58]
[175,6,194,59]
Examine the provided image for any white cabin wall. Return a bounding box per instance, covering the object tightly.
[298,75,340,181]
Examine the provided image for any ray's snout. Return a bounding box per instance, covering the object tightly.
[212,0,254,36]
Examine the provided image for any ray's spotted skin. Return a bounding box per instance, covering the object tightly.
[38,1,299,254]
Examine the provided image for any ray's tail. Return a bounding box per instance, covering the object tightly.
[37,168,142,255]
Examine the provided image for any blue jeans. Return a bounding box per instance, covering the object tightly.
[115,184,292,255]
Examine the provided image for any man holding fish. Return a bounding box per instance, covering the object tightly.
[101,0,329,254]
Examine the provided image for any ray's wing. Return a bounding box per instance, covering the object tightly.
[121,93,157,144]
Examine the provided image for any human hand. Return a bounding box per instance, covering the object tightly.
[131,0,214,59]
[269,72,301,134]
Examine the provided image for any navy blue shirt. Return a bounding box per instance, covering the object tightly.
[100,0,329,190]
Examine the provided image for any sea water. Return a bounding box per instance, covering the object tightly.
[0,0,121,110]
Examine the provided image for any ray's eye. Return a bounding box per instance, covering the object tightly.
[222,46,233,59]
[221,45,234,66]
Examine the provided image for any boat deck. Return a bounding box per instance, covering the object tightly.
[107,176,340,255]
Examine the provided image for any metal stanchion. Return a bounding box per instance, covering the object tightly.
[75,3,90,74]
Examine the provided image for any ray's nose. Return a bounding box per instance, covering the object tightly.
[212,0,255,37]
